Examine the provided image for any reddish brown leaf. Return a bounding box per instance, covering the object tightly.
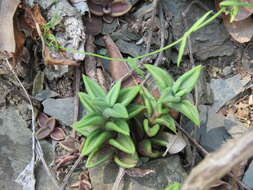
[102,35,141,87]
[59,136,80,152]
[71,171,92,190]
[44,46,78,66]
[111,1,132,17]
[50,127,66,141]
[83,15,102,35]
[125,168,155,177]
[234,6,252,21]
[36,118,56,139]
[55,153,79,169]
[38,112,49,128]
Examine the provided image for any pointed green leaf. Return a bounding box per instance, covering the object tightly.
[105,120,130,136]
[127,104,145,119]
[127,57,145,77]
[103,103,129,119]
[109,134,135,154]
[144,64,174,90]
[172,65,202,97]
[114,152,138,168]
[177,36,187,66]
[168,99,200,126]
[165,183,181,190]
[117,86,140,106]
[79,92,97,112]
[73,125,98,137]
[73,113,104,129]
[81,129,113,156]
[82,75,106,98]
[143,119,160,137]
[105,80,121,106]
[154,115,176,133]
[138,139,161,158]
[86,146,114,168]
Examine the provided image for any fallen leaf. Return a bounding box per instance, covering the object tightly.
[102,35,141,87]
[44,46,78,66]
[59,136,80,152]
[36,117,56,139]
[234,6,252,21]
[50,127,66,141]
[159,132,187,156]
[83,15,102,35]
[55,153,79,169]
[0,0,20,52]
[71,171,92,190]
[38,112,49,128]
[125,168,155,177]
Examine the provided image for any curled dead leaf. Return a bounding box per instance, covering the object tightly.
[36,118,56,139]
[71,171,92,190]
[44,47,78,66]
[38,112,49,128]
[59,136,80,152]
[50,127,66,141]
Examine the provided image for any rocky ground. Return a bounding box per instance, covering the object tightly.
[0,0,253,190]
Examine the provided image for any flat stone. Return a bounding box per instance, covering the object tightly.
[243,161,253,189]
[116,39,145,58]
[0,106,55,190]
[161,0,234,60]
[42,97,75,126]
[89,156,186,190]
[210,74,251,112]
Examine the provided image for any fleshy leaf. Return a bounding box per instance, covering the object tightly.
[117,86,140,106]
[109,134,135,154]
[114,152,138,168]
[105,80,121,106]
[168,99,200,126]
[172,65,202,97]
[138,139,161,158]
[177,36,187,66]
[164,183,181,190]
[81,129,113,156]
[127,104,145,119]
[143,119,160,137]
[144,64,174,90]
[86,146,114,168]
[82,75,106,98]
[73,113,104,129]
[103,103,129,119]
[154,115,176,133]
[105,120,130,136]
[79,92,97,112]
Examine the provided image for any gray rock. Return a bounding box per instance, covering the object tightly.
[35,89,59,101]
[116,39,145,58]
[102,19,118,34]
[210,74,251,112]
[196,71,214,105]
[243,161,253,189]
[222,66,233,76]
[0,106,55,190]
[42,97,75,126]
[89,156,186,190]
[161,0,234,60]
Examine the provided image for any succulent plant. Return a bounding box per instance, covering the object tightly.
[72,75,144,168]
[138,64,202,158]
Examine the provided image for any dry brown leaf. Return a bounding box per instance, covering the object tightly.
[59,136,80,153]
[38,112,49,128]
[234,6,252,21]
[50,127,66,141]
[102,35,141,87]
[0,0,20,52]
[223,16,253,43]
[36,117,56,140]
[44,47,78,66]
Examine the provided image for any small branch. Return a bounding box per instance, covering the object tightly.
[176,123,251,190]
[59,155,84,190]
[112,167,125,190]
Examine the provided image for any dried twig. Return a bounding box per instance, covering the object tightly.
[181,129,253,190]
[59,155,84,190]
[112,167,126,190]
[177,123,250,190]
[5,59,60,189]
